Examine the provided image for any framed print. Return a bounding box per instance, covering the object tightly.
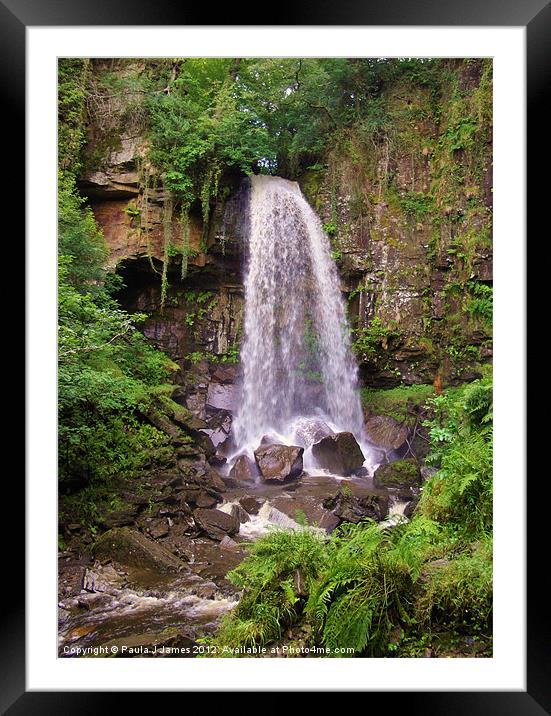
[11,0,541,710]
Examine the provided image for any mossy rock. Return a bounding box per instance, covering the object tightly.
[373,458,421,489]
[93,527,185,573]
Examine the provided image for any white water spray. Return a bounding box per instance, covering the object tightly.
[232,175,365,453]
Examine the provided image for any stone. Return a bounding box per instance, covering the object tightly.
[209,454,227,468]
[201,428,229,449]
[93,527,186,573]
[311,432,365,476]
[220,536,241,552]
[82,564,125,593]
[229,454,258,482]
[176,444,204,460]
[238,496,264,515]
[202,466,227,493]
[230,503,250,524]
[100,506,139,529]
[259,433,283,446]
[206,382,237,411]
[373,458,421,489]
[292,417,333,448]
[178,485,221,508]
[77,593,112,610]
[193,508,240,541]
[146,518,170,540]
[420,466,438,481]
[317,511,341,533]
[254,444,304,483]
[365,415,410,451]
[211,364,239,384]
[323,491,388,524]
[185,392,207,421]
[190,430,216,459]
[221,476,239,489]
[195,491,220,509]
[181,462,227,494]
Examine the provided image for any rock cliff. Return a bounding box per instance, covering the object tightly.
[78,58,492,392]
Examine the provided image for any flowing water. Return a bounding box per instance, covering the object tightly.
[58,177,403,657]
[232,175,366,458]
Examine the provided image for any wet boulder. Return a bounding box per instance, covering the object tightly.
[373,458,421,489]
[220,536,242,552]
[230,503,250,524]
[254,444,304,483]
[195,491,220,508]
[259,433,284,447]
[365,415,409,452]
[93,527,186,573]
[99,505,140,529]
[146,517,171,540]
[182,462,227,493]
[206,382,237,412]
[193,508,240,541]
[311,432,365,476]
[323,490,389,524]
[239,496,264,515]
[291,417,334,448]
[229,454,258,482]
[82,564,125,593]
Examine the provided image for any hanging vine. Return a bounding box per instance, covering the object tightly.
[160,189,173,311]
[180,202,190,280]
[140,161,160,275]
[199,162,222,251]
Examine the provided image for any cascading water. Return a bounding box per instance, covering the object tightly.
[232,175,367,461]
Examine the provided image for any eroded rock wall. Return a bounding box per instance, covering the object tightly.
[79,58,492,391]
[299,59,492,386]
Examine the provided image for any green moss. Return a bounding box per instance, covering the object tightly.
[300,167,327,211]
[374,458,420,487]
[361,384,435,422]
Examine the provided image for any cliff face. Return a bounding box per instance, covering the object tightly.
[79,58,492,391]
[298,59,492,386]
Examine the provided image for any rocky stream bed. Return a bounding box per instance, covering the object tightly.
[59,386,425,658]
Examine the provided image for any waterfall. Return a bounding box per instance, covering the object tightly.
[232,175,365,453]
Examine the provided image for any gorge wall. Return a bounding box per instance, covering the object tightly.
[78,58,492,404]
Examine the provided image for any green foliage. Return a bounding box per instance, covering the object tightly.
[219,345,240,364]
[58,257,177,482]
[208,529,329,654]
[397,191,434,220]
[360,383,435,422]
[58,57,180,487]
[58,58,90,174]
[123,203,141,218]
[58,173,108,292]
[415,536,492,629]
[465,281,493,327]
[420,376,493,536]
[306,521,413,656]
[185,344,240,365]
[145,58,452,198]
[441,116,478,153]
[352,316,398,358]
[147,59,277,207]
[322,220,337,236]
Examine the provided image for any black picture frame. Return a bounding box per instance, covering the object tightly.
[11,0,539,711]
